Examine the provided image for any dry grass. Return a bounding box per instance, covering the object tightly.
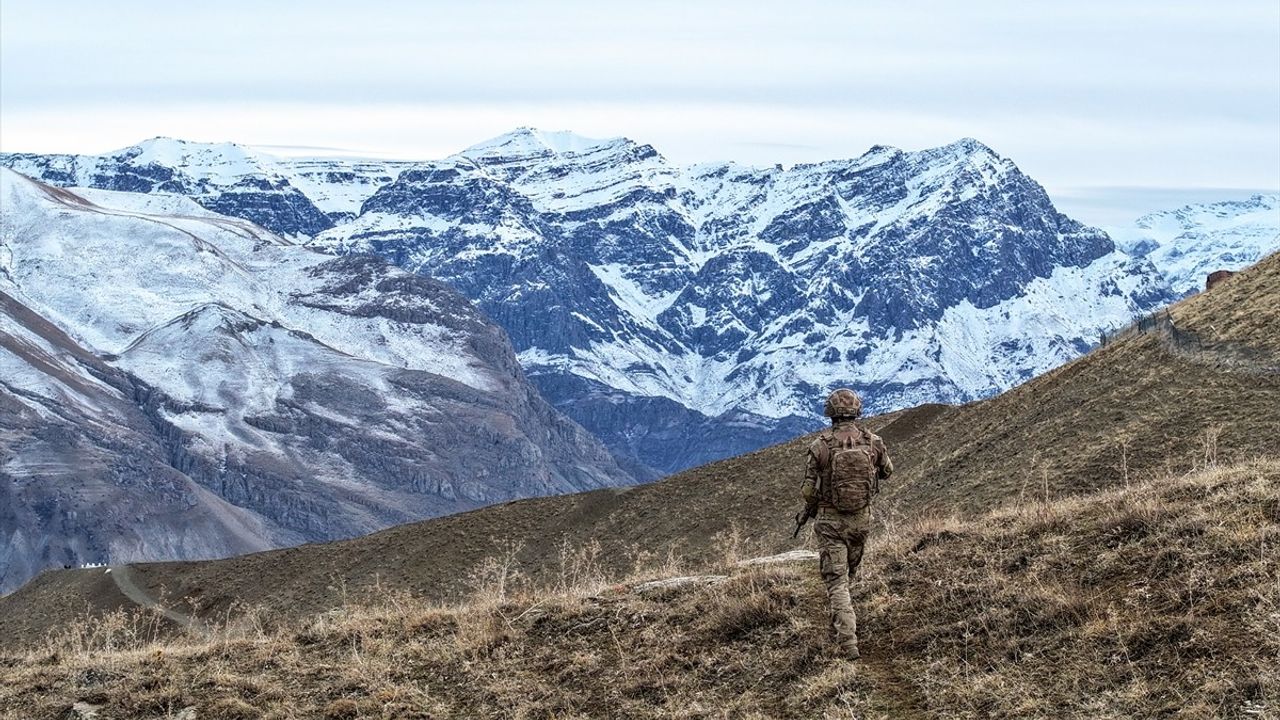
[879,334,1280,515]
[3,459,1274,720]
[0,558,840,719]
[1172,251,1280,360]
[859,458,1280,719]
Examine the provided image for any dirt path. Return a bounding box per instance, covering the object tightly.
[859,649,931,719]
[109,565,208,635]
[752,552,931,718]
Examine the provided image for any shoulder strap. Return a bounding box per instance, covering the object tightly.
[816,431,834,464]
[815,431,835,487]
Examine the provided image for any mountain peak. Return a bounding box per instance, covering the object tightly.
[852,139,1002,173]
[916,138,1004,169]
[941,137,995,155]
[864,143,902,155]
[113,137,262,169]
[905,137,1013,184]
[460,127,627,159]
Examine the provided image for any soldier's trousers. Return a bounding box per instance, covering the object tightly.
[813,506,871,648]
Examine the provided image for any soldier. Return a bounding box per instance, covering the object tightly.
[800,388,893,660]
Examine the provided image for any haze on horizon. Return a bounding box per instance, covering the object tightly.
[2,0,1278,225]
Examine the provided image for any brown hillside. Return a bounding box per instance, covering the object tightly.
[1171,252,1280,365]
[2,459,1275,719]
[1,254,1277,649]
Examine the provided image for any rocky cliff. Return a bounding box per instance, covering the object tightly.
[0,169,631,593]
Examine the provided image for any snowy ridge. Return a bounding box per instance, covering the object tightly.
[119,137,272,184]
[0,298,118,419]
[461,127,623,160]
[0,170,490,384]
[70,187,221,217]
[1,139,417,236]
[1107,194,1280,295]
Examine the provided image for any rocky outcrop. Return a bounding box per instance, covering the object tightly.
[1206,270,1236,290]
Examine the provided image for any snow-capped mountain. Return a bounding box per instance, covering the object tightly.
[3,131,1183,477]
[311,130,1175,475]
[1108,194,1280,296]
[0,169,630,593]
[0,138,415,238]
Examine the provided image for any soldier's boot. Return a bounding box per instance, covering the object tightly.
[839,639,861,660]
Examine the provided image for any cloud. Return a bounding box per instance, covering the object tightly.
[1050,186,1280,227]
[1,0,1277,193]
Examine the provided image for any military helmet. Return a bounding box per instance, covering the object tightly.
[824,388,862,418]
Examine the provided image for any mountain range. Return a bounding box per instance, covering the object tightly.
[0,169,629,593]
[1108,193,1280,295]
[4,131,1276,479]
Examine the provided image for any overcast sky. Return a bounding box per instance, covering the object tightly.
[2,0,1277,224]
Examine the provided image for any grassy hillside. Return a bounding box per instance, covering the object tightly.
[1,254,1277,649]
[2,458,1275,719]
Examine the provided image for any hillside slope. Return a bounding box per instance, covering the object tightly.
[1,253,1274,644]
[0,291,282,591]
[1,458,1274,719]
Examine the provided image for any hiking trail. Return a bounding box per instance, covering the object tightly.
[108,564,208,635]
[733,550,931,717]
[859,647,930,719]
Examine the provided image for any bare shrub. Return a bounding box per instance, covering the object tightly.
[698,567,801,642]
[464,541,527,606]
[555,538,607,597]
[1201,424,1224,468]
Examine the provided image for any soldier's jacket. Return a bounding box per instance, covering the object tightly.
[802,418,893,508]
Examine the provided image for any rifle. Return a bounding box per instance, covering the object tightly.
[792,502,818,538]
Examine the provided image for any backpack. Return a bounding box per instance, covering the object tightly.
[820,427,878,513]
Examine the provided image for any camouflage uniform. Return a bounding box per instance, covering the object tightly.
[802,393,892,659]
